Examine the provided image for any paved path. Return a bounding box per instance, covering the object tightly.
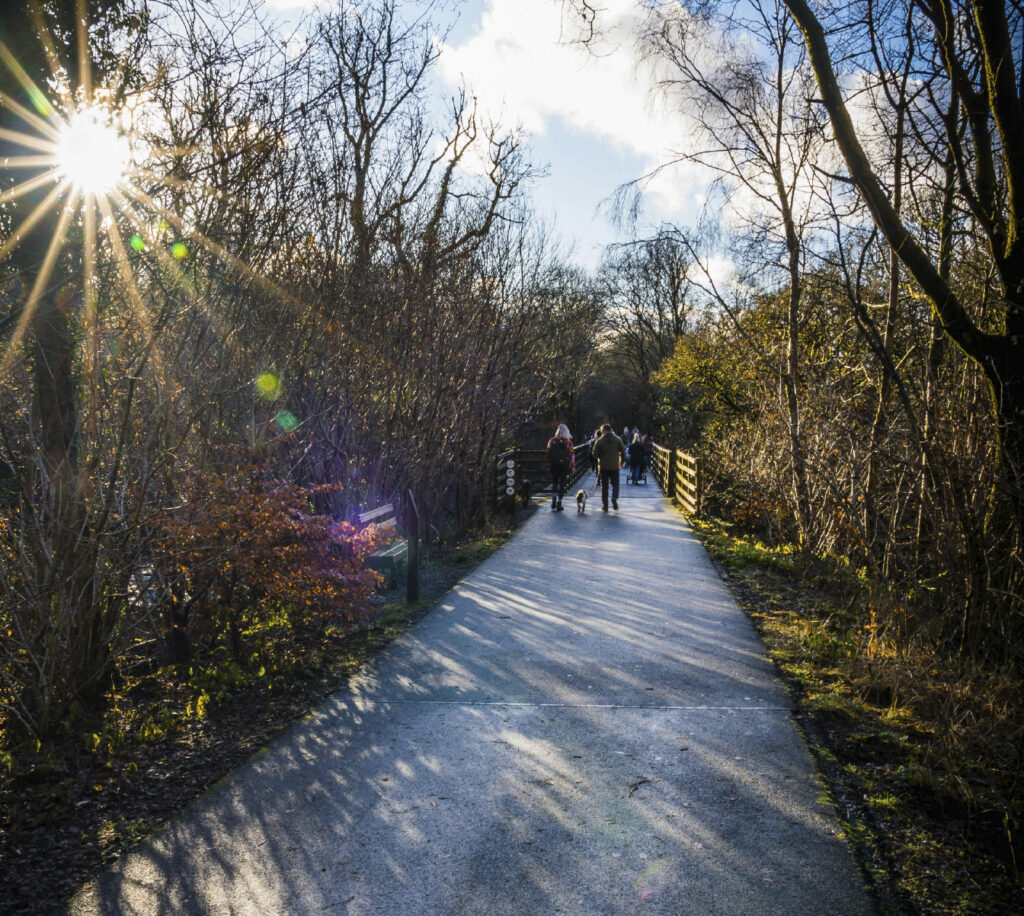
[71,476,873,915]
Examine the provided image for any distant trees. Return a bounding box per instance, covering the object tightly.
[640,0,828,543]
[286,0,602,532]
[598,232,693,428]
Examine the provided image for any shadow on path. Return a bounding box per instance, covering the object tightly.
[70,476,873,915]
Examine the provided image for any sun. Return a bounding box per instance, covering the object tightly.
[55,106,131,195]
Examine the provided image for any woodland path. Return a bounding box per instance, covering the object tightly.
[70,474,872,915]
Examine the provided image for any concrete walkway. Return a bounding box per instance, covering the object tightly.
[71,475,873,915]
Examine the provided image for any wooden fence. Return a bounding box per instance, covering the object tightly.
[497,438,699,515]
[649,443,702,516]
[496,440,593,510]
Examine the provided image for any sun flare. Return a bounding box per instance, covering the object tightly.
[55,107,131,195]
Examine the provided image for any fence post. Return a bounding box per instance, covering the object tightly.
[695,458,702,516]
[405,489,420,604]
[667,449,677,502]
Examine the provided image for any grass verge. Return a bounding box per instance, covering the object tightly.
[690,516,1023,916]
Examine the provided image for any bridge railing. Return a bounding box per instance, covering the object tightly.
[496,440,593,510]
[650,443,702,516]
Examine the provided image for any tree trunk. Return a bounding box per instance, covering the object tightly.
[777,176,812,545]
[916,151,956,553]
[864,66,908,563]
[863,248,899,565]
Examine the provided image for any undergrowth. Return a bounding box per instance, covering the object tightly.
[0,514,524,912]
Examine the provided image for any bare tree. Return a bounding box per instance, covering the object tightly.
[599,231,693,425]
[635,0,829,544]
[783,0,1024,548]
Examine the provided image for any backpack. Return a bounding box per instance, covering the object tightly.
[548,437,571,467]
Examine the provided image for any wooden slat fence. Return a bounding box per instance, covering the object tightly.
[650,443,702,516]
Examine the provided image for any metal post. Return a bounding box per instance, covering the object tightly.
[405,489,420,604]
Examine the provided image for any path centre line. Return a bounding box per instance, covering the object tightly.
[361,700,795,711]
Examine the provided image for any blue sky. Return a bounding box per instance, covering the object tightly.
[264,0,707,269]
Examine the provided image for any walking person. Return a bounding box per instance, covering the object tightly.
[545,423,575,511]
[591,423,626,511]
[641,433,654,480]
[627,433,645,485]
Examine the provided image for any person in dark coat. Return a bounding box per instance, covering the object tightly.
[545,423,574,511]
[627,434,645,484]
[591,424,626,511]
[641,433,654,478]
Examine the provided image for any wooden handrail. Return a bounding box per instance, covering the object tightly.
[495,440,595,509]
[650,442,701,516]
[495,439,700,515]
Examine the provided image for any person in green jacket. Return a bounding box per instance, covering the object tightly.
[590,423,626,511]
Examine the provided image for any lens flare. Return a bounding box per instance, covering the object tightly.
[55,107,130,194]
[0,18,321,404]
[274,409,298,432]
[255,372,281,399]
[635,858,675,900]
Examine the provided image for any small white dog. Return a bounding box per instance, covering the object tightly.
[576,489,587,514]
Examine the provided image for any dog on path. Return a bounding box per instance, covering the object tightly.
[576,489,587,513]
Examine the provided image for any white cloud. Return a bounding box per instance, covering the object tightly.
[437,0,710,220]
[700,252,734,290]
[264,0,326,10]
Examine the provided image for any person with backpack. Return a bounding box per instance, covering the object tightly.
[545,423,575,511]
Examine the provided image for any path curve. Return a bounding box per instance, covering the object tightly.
[70,475,873,915]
